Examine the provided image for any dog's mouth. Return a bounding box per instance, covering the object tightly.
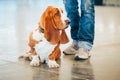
[64,19,70,29]
[58,24,69,30]
[64,21,70,29]
[64,25,69,29]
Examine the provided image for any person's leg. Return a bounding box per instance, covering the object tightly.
[75,0,95,60]
[64,0,80,41]
[63,0,80,55]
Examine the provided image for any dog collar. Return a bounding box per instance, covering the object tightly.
[39,26,44,33]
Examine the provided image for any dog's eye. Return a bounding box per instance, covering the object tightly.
[54,12,60,17]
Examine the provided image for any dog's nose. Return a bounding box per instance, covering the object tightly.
[65,19,70,24]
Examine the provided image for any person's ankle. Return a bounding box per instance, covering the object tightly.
[72,40,79,50]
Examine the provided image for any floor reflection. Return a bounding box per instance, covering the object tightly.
[60,55,94,80]
[31,63,60,80]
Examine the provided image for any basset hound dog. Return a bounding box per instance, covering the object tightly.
[21,6,70,68]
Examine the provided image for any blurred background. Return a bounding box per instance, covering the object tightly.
[0,0,120,80]
[95,0,120,6]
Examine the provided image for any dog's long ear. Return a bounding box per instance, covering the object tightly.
[39,6,53,29]
[42,6,60,44]
[44,17,60,44]
[60,30,69,44]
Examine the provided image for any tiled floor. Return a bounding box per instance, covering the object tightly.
[0,0,120,80]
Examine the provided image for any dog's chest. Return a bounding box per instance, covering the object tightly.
[32,29,56,61]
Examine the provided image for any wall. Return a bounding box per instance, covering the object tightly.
[103,0,120,6]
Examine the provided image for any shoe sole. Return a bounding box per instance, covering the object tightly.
[63,51,75,55]
[74,56,88,60]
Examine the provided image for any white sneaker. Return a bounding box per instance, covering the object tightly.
[63,44,79,55]
[74,48,91,60]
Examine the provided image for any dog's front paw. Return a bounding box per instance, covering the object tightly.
[30,55,40,66]
[48,60,59,68]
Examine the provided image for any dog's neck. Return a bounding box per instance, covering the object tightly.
[39,26,62,35]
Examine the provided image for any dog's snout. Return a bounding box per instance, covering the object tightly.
[65,20,70,24]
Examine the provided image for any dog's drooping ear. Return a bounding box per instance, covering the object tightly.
[39,6,53,29]
[44,23,69,44]
[44,18,60,44]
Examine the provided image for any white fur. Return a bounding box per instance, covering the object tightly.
[48,60,59,68]
[30,55,40,66]
[32,29,56,63]
[33,29,44,41]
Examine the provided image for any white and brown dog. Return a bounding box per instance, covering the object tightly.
[21,6,70,68]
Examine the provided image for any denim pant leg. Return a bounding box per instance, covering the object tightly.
[64,0,80,41]
[78,0,95,50]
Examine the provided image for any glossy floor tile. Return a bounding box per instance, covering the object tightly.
[0,0,120,80]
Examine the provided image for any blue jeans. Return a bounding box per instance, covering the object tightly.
[64,0,95,50]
